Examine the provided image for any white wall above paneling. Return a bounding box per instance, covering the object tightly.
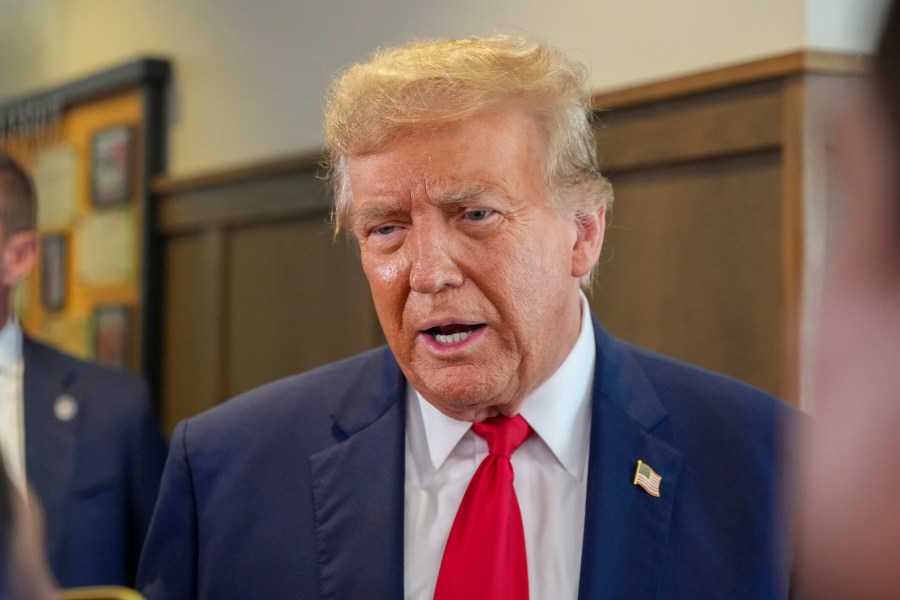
[806,0,889,52]
[0,0,888,176]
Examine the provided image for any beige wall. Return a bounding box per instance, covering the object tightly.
[0,0,887,178]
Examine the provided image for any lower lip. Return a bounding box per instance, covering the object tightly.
[419,326,486,355]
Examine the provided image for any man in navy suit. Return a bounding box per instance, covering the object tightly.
[0,151,167,587]
[139,36,797,599]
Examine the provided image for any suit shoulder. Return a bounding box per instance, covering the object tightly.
[25,336,149,397]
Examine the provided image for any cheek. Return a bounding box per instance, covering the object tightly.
[367,258,406,285]
[361,246,409,288]
[485,244,560,326]
[362,254,409,321]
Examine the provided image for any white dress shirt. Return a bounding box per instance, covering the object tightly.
[0,318,26,498]
[404,293,595,600]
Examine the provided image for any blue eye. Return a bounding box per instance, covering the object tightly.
[465,209,493,221]
[374,225,397,235]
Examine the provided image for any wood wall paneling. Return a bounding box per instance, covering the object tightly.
[225,219,378,398]
[161,231,226,432]
[157,163,381,432]
[591,153,784,396]
[156,52,866,427]
[591,51,866,405]
[597,80,783,173]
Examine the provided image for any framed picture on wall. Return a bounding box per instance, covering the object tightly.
[90,125,134,207]
[93,304,131,370]
[40,234,68,311]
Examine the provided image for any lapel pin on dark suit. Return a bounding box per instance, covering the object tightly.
[633,459,662,497]
[54,394,78,422]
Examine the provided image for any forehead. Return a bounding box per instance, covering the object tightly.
[346,107,549,205]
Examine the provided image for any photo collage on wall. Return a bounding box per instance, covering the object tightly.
[26,118,140,371]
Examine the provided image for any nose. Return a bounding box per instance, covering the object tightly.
[408,222,464,294]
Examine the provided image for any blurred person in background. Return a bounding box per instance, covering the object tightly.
[0,151,166,588]
[0,455,56,600]
[797,1,900,598]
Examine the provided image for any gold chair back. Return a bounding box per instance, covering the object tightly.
[58,586,145,600]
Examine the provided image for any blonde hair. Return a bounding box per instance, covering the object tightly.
[324,35,613,236]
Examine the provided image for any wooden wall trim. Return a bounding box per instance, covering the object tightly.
[0,58,171,137]
[592,50,869,111]
[157,171,331,234]
[598,79,784,174]
[153,151,322,196]
[780,74,806,406]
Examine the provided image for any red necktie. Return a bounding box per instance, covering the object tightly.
[434,414,533,600]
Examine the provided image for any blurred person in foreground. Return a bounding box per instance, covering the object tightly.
[0,151,167,587]
[139,35,799,599]
[0,457,56,600]
[797,1,900,598]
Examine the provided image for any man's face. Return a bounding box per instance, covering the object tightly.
[347,106,603,421]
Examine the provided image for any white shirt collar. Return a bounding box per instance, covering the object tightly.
[0,318,22,371]
[408,292,595,482]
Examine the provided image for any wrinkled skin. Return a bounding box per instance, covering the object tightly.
[347,106,604,422]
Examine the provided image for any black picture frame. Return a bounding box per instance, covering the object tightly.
[93,304,131,370]
[0,58,170,392]
[40,234,67,311]
[90,124,134,207]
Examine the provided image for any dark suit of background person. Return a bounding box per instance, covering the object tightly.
[139,36,798,599]
[0,152,167,588]
[24,336,166,588]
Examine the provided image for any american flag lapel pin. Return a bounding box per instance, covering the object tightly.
[633,459,662,497]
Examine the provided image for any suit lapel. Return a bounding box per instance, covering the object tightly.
[309,349,406,600]
[579,322,684,600]
[22,337,79,560]
[306,326,684,599]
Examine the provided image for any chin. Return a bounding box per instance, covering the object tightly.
[425,383,518,422]
[405,360,519,416]
[433,401,504,423]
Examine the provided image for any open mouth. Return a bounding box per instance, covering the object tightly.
[425,323,486,345]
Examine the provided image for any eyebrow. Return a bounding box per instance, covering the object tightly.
[348,178,511,231]
[429,178,507,206]
[348,200,404,232]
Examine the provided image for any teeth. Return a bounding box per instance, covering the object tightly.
[434,330,473,345]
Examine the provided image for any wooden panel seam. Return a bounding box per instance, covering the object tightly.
[152,151,323,195]
[203,227,229,408]
[592,50,869,111]
[780,74,805,407]
[602,142,783,176]
[159,203,332,236]
[157,174,332,233]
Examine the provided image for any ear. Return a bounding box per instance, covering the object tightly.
[1,231,37,288]
[571,204,606,279]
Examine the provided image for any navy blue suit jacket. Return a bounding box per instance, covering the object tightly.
[23,337,167,588]
[138,320,796,599]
